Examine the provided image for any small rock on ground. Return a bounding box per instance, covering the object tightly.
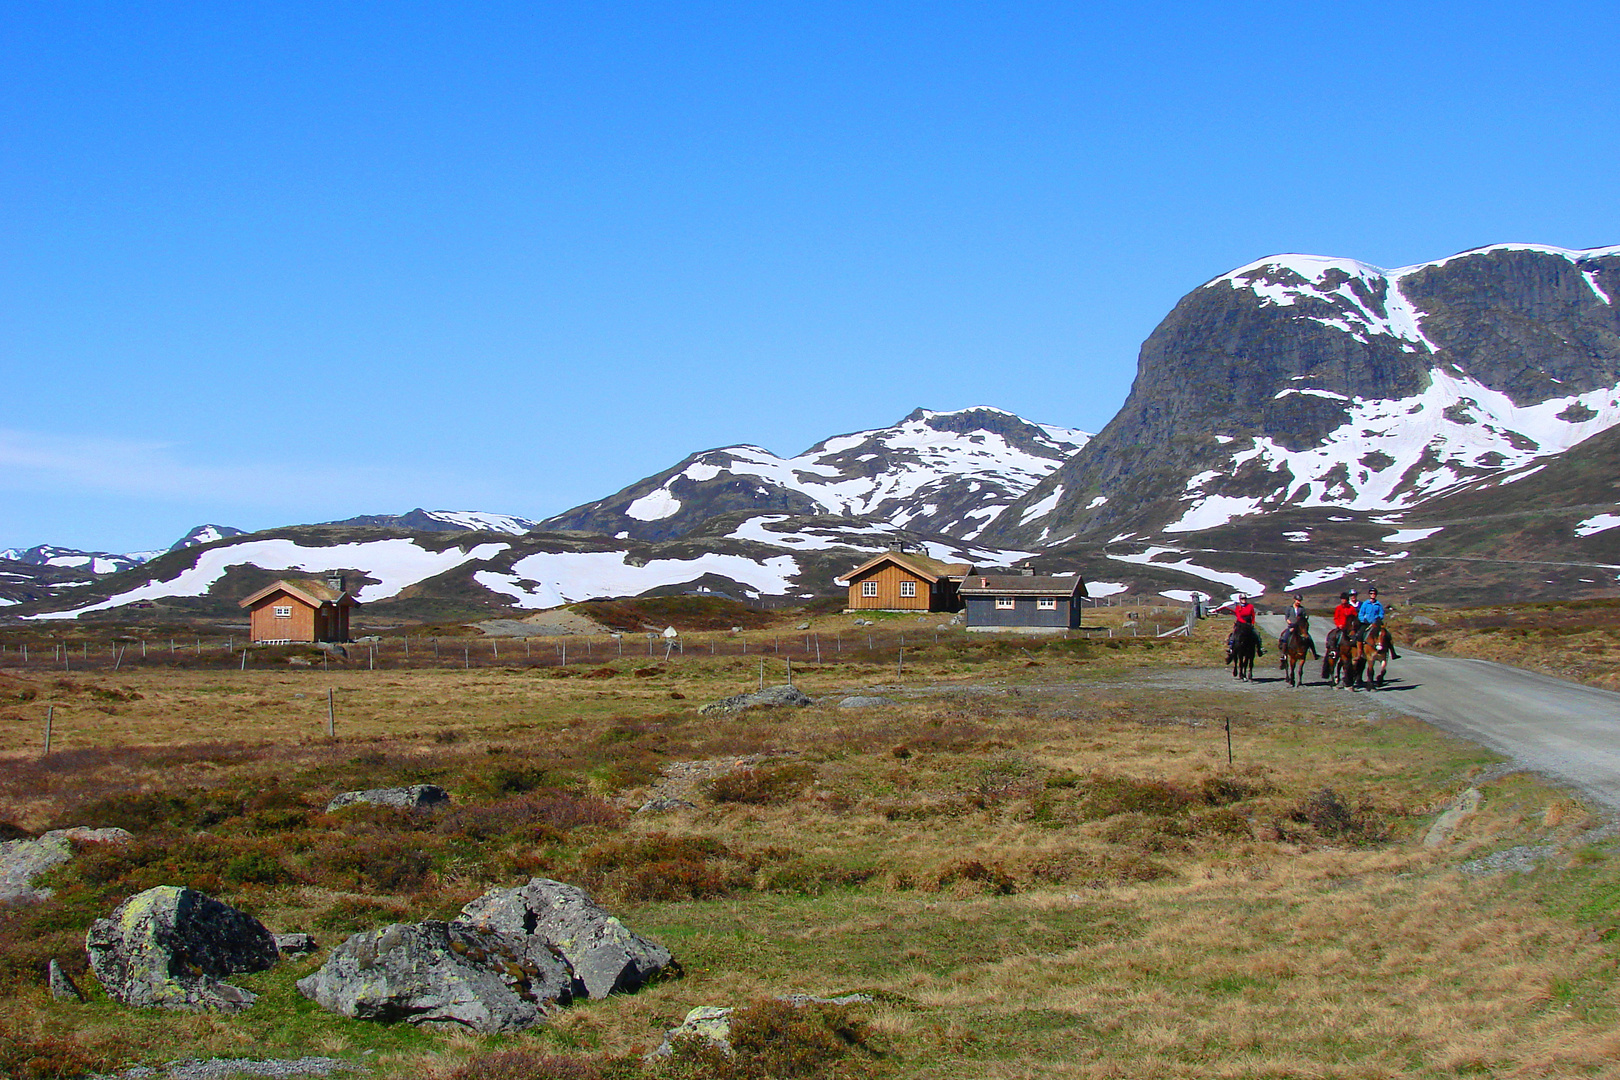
[1460,843,1558,876]
[325,785,449,814]
[838,695,897,709]
[698,684,812,715]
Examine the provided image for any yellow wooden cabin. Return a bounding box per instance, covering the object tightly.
[240,576,356,644]
[837,551,973,613]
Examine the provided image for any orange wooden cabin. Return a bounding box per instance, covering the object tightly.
[240,576,356,644]
[837,551,973,612]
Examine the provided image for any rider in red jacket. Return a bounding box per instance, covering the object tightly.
[1231,595,1261,655]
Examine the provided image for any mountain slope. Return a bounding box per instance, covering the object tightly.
[990,244,1620,549]
[543,407,1090,543]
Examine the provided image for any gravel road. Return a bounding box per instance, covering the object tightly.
[1260,615,1620,811]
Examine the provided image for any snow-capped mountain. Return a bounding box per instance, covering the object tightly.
[171,524,248,550]
[0,544,156,576]
[323,508,542,534]
[989,243,1620,550]
[543,407,1091,543]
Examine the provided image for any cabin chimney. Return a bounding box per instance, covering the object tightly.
[1020,567,1035,576]
[326,572,344,595]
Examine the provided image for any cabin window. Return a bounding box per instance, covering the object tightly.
[861,581,878,597]
[900,581,916,598]
[995,597,1015,609]
[273,605,292,619]
[1037,597,1057,610]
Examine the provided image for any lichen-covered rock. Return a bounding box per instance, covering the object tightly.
[457,878,678,999]
[1,826,131,904]
[837,695,897,709]
[646,1005,734,1059]
[86,886,278,1011]
[274,932,318,955]
[697,684,812,716]
[325,785,449,814]
[296,921,570,1032]
[47,959,84,1002]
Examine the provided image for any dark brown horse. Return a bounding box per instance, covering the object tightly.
[1227,621,1258,681]
[1280,612,1312,687]
[1330,615,1364,689]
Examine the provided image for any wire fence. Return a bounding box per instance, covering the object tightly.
[0,616,1191,677]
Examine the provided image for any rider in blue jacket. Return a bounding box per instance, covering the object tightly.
[1356,587,1399,657]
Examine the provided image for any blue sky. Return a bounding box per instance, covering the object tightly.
[3,2,1617,552]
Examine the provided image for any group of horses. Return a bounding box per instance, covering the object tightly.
[1226,613,1394,690]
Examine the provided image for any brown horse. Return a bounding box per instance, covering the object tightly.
[1360,617,1394,689]
[1226,621,1258,681]
[1331,615,1364,689]
[1280,613,1313,687]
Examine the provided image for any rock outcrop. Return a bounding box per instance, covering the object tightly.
[0,826,131,904]
[457,878,678,999]
[295,921,571,1032]
[698,685,812,716]
[86,886,279,1011]
[325,785,450,814]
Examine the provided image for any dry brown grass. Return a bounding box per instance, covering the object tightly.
[1403,597,1620,690]
[1,620,1617,1078]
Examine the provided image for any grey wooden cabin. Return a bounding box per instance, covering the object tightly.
[960,574,1087,633]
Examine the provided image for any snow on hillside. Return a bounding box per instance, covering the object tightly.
[720,515,1032,566]
[618,408,1090,534]
[0,545,147,575]
[475,551,801,609]
[30,539,510,619]
[1162,369,1620,532]
[420,511,540,534]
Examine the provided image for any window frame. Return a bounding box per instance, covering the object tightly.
[995,596,1016,610]
[1037,597,1057,610]
[272,604,293,619]
[861,580,878,598]
[899,580,916,598]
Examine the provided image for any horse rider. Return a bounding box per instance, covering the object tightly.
[1356,586,1400,658]
[1230,594,1262,656]
[1325,589,1357,658]
[1279,594,1319,660]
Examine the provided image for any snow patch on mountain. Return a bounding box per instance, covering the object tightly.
[1105,547,1265,594]
[30,539,509,619]
[475,551,801,608]
[418,511,539,535]
[1575,513,1620,537]
[626,490,683,521]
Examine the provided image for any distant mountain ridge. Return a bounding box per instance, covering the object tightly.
[541,406,1091,543]
[6,242,1618,618]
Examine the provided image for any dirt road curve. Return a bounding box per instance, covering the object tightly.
[1259,615,1620,810]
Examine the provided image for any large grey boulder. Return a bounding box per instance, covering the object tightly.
[86,886,279,1011]
[698,684,812,716]
[457,878,678,999]
[1,826,131,904]
[325,785,449,814]
[296,921,570,1032]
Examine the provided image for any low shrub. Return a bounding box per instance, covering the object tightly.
[1077,774,1197,820]
[664,997,878,1079]
[581,834,759,901]
[1286,788,1389,844]
[704,764,815,805]
[304,834,436,894]
[932,858,1015,895]
[0,1020,110,1080]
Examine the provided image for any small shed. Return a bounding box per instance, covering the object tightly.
[837,551,973,612]
[240,575,356,644]
[959,573,1088,633]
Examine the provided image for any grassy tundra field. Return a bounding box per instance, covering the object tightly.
[4,610,1620,1079]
